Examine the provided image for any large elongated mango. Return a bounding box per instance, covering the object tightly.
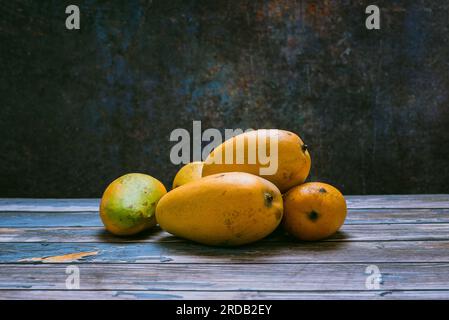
[156,172,283,246]
[202,129,311,193]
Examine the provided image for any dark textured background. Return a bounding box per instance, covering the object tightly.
[1,0,448,197]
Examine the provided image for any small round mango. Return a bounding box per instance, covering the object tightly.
[100,173,167,236]
[283,182,347,241]
[172,161,203,189]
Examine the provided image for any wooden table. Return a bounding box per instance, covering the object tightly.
[1,195,449,300]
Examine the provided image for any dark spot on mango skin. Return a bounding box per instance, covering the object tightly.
[282,171,293,180]
[308,210,319,221]
[301,144,308,152]
[275,209,282,220]
[264,192,274,208]
[319,188,327,193]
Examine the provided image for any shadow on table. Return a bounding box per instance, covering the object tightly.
[96,226,169,242]
[94,225,350,263]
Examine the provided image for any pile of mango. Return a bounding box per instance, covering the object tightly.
[99,129,346,246]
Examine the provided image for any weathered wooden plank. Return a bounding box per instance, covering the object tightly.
[345,195,449,209]
[2,223,449,243]
[1,289,449,300]
[0,211,102,227]
[1,195,448,211]
[330,223,449,241]
[346,208,449,224]
[2,208,449,227]
[1,241,449,264]
[0,199,100,212]
[1,263,449,290]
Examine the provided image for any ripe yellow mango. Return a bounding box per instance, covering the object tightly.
[172,161,203,189]
[283,182,347,241]
[156,172,283,246]
[202,129,311,193]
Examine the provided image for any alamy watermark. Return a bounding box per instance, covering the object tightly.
[65,5,379,31]
[365,264,382,290]
[65,5,80,30]
[65,265,80,289]
[169,121,279,175]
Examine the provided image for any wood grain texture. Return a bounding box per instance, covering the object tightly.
[345,208,449,224]
[1,196,449,299]
[345,195,449,209]
[1,263,449,291]
[1,241,449,264]
[0,199,100,212]
[0,211,101,227]
[2,223,449,243]
[2,290,449,300]
[3,208,449,227]
[1,195,448,211]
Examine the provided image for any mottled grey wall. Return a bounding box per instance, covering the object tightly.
[1,0,448,197]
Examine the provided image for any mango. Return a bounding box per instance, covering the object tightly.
[283,182,347,241]
[100,173,167,236]
[172,161,203,189]
[156,172,283,246]
[202,129,311,193]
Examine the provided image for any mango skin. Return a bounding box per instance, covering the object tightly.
[283,182,347,241]
[202,129,311,193]
[156,172,283,246]
[172,161,203,189]
[100,173,167,236]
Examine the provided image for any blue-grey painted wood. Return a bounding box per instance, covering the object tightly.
[2,223,449,243]
[1,195,449,211]
[1,241,449,264]
[1,196,449,299]
[0,199,100,212]
[2,290,449,300]
[0,211,102,227]
[2,209,449,227]
[1,263,449,291]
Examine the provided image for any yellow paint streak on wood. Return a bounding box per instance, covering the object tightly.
[19,251,99,263]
